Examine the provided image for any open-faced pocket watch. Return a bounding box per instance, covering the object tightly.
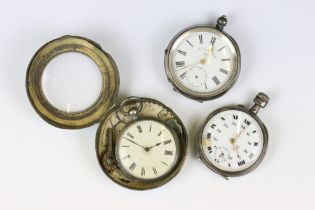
[196,92,270,178]
[164,15,241,101]
[26,36,187,190]
[96,97,187,190]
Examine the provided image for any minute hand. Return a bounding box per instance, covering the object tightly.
[124,137,146,150]
[231,123,251,144]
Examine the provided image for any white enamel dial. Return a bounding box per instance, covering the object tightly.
[168,27,238,96]
[116,119,179,180]
[201,109,264,172]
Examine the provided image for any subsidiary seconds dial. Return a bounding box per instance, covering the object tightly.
[197,93,270,177]
[201,110,264,172]
[172,31,235,92]
[165,16,240,101]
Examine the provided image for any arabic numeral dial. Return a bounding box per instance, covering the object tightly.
[201,109,264,173]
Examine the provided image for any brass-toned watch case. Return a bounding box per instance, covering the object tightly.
[26,35,119,129]
[26,37,187,190]
[96,97,188,190]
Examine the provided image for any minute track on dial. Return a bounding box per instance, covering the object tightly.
[197,93,270,177]
[117,119,179,181]
[203,111,263,172]
[96,97,188,190]
[164,15,241,101]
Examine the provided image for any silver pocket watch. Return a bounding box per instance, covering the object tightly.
[164,15,241,101]
[197,92,269,178]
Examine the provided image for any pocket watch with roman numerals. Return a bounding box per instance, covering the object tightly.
[26,36,187,190]
[164,15,241,101]
[197,93,270,178]
[96,97,187,190]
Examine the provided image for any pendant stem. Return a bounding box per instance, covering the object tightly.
[250,92,270,115]
[216,15,228,30]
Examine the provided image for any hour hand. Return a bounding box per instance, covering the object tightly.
[148,142,162,150]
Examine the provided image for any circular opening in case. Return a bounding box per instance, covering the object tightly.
[41,52,102,113]
[27,36,119,128]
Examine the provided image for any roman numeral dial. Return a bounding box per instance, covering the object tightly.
[167,26,239,99]
[201,109,264,173]
[117,120,179,180]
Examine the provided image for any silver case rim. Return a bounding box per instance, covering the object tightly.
[196,105,269,177]
[164,25,241,101]
[114,117,181,183]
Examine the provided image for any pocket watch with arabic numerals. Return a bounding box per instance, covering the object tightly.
[26,36,187,190]
[197,92,270,178]
[164,15,241,101]
[96,97,187,190]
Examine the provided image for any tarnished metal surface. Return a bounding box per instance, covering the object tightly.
[26,35,119,129]
[96,97,188,190]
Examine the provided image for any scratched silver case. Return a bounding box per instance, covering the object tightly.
[164,16,241,101]
[196,93,269,178]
